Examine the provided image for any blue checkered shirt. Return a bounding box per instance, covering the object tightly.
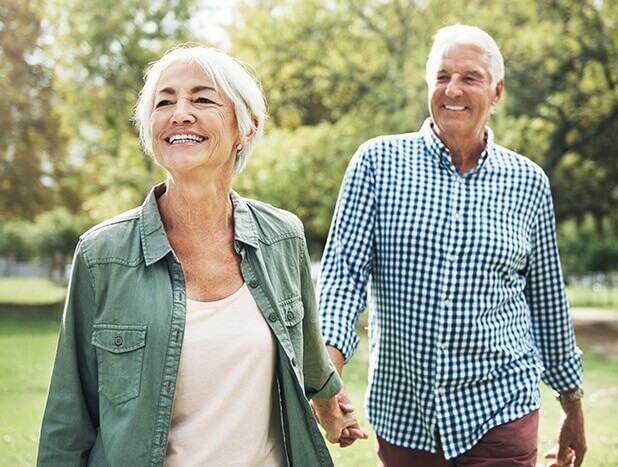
[318,119,583,459]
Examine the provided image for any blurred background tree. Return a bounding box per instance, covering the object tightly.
[0,0,616,273]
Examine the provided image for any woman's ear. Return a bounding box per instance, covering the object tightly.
[241,116,259,147]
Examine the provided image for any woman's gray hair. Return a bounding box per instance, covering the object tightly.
[135,45,268,176]
[425,25,504,89]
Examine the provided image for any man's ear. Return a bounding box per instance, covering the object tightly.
[493,80,504,105]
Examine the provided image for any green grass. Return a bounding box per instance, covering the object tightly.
[0,278,65,306]
[0,315,59,466]
[566,284,618,309]
[1,315,616,466]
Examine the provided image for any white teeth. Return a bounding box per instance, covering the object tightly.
[168,134,205,144]
[444,105,466,111]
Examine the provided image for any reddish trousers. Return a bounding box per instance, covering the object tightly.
[376,410,539,467]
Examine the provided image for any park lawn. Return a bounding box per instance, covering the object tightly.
[1,315,616,466]
[0,316,59,466]
[566,283,618,309]
[0,278,65,306]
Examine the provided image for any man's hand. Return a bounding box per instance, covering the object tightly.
[311,388,368,447]
[544,399,586,467]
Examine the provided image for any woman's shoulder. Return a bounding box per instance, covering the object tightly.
[240,196,305,240]
[78,207,143,264]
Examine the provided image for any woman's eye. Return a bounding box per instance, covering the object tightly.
[195,97,214,104]
[155,100,172,108]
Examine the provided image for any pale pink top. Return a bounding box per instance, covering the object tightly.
[165,283,286,466]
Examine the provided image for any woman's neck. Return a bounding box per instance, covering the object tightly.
[157,176,234,238]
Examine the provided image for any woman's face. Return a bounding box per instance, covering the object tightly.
[150,60,240,177]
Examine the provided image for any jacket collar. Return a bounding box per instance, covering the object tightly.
[420,117,498,174]
[139,182,259,267]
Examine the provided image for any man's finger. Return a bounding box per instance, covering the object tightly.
[346,427,368,439]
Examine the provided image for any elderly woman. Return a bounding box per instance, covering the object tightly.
[37,46,364,466]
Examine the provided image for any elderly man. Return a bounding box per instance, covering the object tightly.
[316,25,586,466]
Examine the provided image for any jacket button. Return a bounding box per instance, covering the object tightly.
[291,358,297,366]
[249,279,259,288]
[114,336,123,346]
[286,312,295,321]
[268,313,278,322]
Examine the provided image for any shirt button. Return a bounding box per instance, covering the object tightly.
[286,311,295,321]
[454,212,462,221]
[249,279,259,288]
[439,342,447,350]
[436,387,445,394]
[447,254,456,261]
[268,313,278,322]
[114,336,123,346]
[291,358,297,366]
[443,299,451,308]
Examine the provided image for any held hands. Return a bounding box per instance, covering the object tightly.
[311,388,368,447]
[544,400,587,467]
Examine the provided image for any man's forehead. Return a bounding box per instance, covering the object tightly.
[435,44,491,74]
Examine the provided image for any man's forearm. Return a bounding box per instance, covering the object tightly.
[326,345,345,376]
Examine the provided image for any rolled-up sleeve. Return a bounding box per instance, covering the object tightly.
[299,234,343,399]
[38,240,99,465]
[318,143,376,362]
[525,180,583,391]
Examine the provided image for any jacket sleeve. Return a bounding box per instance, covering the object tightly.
[317,143,375,362]
[525,179,583,391]
[37,240,99,465]
[299,235,343,400]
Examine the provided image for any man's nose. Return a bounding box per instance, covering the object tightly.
[171,98,196,124]
[445,79,463,97]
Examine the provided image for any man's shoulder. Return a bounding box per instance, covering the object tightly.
[359,131,424,154]
[492,144,549,184]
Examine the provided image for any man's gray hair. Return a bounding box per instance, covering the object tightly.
[425,25,504,89]
[135,45,268,176]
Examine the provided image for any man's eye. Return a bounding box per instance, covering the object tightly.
[155,100,172,108]
[437,76,449,82]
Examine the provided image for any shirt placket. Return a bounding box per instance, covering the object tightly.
[432,159,467,446]
[150,255,187,465]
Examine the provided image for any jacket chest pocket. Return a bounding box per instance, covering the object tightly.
[92,324,147,405]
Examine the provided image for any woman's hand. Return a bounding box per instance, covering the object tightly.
[311,388,368,447]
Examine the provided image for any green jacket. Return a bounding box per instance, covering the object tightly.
[38,183,342,466]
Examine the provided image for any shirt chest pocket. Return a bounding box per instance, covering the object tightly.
[92,324,147,405]
[279,296,305,365]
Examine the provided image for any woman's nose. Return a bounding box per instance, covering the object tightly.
[171,99,196,124]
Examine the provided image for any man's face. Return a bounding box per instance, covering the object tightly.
[428,43,503,146]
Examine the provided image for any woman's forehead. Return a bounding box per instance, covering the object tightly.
[157,60,216,90]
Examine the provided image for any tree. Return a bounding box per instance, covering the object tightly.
[0,0,68,222]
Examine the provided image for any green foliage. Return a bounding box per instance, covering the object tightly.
[558,218,618,275]
[0,222,35,260]
[1,0,616,268]
[0,0,68,222]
